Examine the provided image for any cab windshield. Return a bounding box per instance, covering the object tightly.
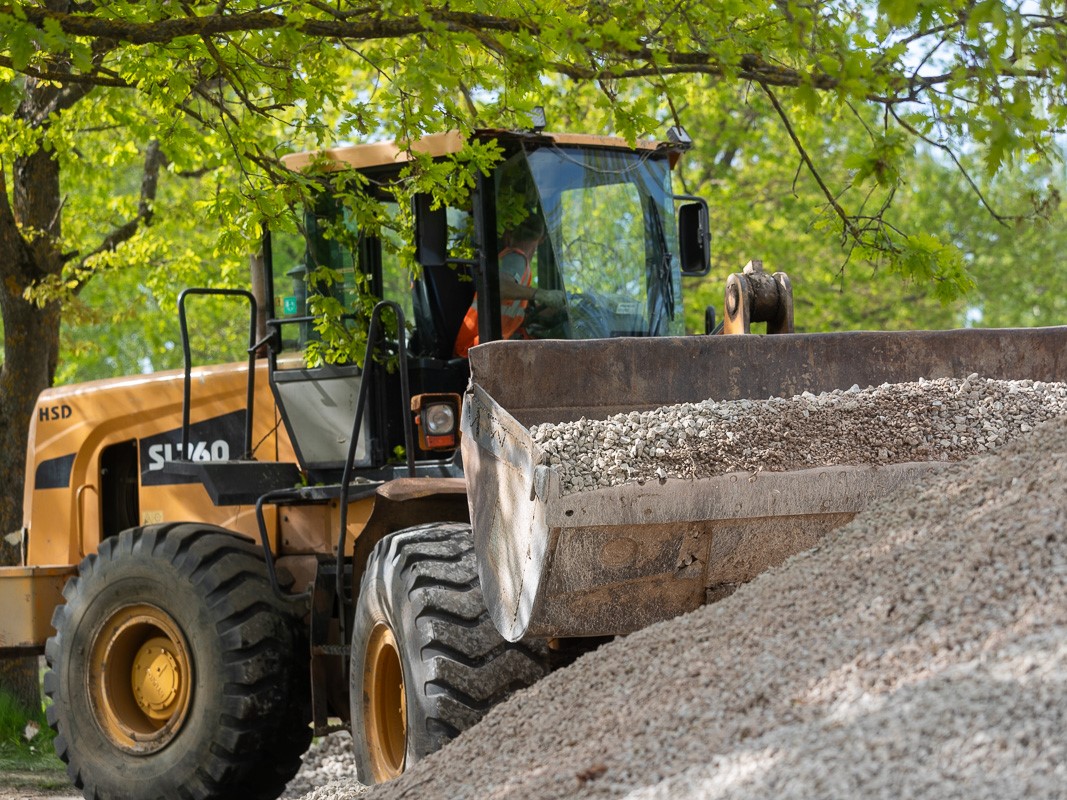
[517,146,683,338]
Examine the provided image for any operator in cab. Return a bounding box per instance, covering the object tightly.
[453,211,565,357]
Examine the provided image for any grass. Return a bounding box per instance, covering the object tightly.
[0,681,69,791]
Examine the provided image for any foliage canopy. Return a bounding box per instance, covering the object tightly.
[3,0,1065,293]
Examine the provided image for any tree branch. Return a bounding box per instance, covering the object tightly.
[0,55,130,87]
[550,52,840,91]
[4,6,532,45]
[888,107,1018,226]
[0,159,28,261]
[5,4,1061,110]
[759,82,864,245]
[70,140,166,291]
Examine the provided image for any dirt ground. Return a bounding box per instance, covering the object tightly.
[0,776,79,800]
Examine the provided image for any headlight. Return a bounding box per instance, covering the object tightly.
[411,393,462,451]
[424,403,456,435]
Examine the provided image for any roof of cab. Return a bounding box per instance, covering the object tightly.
[280,130,680,173]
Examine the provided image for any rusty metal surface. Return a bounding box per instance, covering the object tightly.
[349,478,470,604]
[463,326,1067,640]
[304,556,349,731]
[0,565,77,655]
[464,382,945,639]
[375,476,467,502]
[467,327,1067,426]
[461,384,550,642]
[723,260,793,335]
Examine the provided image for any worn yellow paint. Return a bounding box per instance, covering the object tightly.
[0,565,76,653]
[364,622,407,782]
[89,604,193,753]
[281,130,672,174]
[22,360,285,566]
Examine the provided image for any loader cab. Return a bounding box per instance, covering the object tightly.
[264,191,467,482]
[415,133,709,346]
[266,130,708,480]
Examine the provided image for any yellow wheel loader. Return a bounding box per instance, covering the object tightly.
[1,127,1065,800]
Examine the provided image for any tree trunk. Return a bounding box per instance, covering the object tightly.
[0,291,60,539]
[0,659,40,717]
[1,83,64,539]
[0,77,65,720]
[1,59,161,717]
[0,298,56,716]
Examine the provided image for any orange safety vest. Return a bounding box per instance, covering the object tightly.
[453,247,533,358]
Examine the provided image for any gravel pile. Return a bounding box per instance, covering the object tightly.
[299,408,1067,800]
[530,376,1067,494]
[285,733,363,799]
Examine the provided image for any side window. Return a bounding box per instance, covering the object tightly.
[271,225,306,320]
[378,202,415,331]
[269,195,470,361]
[269,201,362,360]
[270,224,310,354]
[495,154,546,290]
[306,205,360,310]
[406,202,476,359]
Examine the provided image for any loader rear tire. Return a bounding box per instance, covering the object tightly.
[349,523,548,784]
[43,524,312,800]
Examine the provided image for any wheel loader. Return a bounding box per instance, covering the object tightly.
[1,126,1065,800]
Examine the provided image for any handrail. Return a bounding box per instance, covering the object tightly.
[335,301,414,649]
[74,483,98,560]
[178,288,259,461]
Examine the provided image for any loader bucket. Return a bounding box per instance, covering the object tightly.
[460,328,1067,641]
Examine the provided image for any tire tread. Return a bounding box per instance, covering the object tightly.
[350,523,547,782]
[43,525,311,800]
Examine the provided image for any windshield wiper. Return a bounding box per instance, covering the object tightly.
[648,203,675,333]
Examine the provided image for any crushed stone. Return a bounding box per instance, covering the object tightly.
[529,376,1067,494]
[285,733,363,799]
[299,409,1067,800]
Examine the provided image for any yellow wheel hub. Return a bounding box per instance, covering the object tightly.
[88,604,193,754]
[131,637,183,720]
[364,623,407,782]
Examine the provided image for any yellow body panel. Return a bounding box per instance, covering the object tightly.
[23,357,381,575]
[21,360,312,567]
[281,130,467,172]
[0,565,77,654]
[16,360,399,651]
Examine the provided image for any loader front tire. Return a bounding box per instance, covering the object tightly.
[349,523,548,784]
[44,525,311,800]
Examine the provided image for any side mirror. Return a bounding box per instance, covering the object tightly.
[677,200,710,276]
[413,194,448,267]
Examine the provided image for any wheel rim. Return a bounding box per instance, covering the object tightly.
[87,603,193,754]
[364,622,407,781]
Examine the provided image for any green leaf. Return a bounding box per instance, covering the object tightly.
[8,27,36,70]
[0,79,22,114]
[795,82,821,114]
[878,0,920,27]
